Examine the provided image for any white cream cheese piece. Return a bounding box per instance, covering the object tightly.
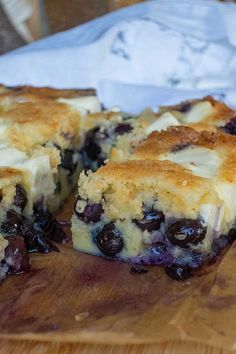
[58,96,101,116]
[146,112,180,135]
[178,101,215,124]
[0,147,55,202]
[160,146,222,178]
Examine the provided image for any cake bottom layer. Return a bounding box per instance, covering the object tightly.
[72,215,236,281]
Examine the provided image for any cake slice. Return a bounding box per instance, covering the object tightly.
[0,168,33,281]
[0,85,102,282]
[79,109,158,170]
[0,85,101,210]
[72,126,236,280]
[157,96,235,131]
[72,158,233,280]
[79,96,235,169]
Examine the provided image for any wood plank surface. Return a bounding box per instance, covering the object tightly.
[0,215,234,353]
[0,340,233,354]
[0,196,236,352]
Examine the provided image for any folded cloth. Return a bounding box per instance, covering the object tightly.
[0,0,236,113]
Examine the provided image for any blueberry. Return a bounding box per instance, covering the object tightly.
[166,219,206,248]
[34,209,68,243]
[82,128,102,161]
[13,184,28,211]
[130,266,148,275]
[1,210,23,235]
[4,235,30,274]
[114,123,133,136]
[60,149,77,176]
[96,223,124,257]
[176,102,192,113]
[74,198,103,223]
[171,143,190,153]
[47,221,69,243]
[134,209,165,232]
[34,209,53,232]
[22,226,59,253]
[221,117,236,136]
[148,242,173,264]
[165,264,191,281]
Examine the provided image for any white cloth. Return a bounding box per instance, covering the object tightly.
[0,0,236,113]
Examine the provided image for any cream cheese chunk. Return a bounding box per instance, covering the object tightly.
[160,146,222,179]
[179,101,215,124]
[58,96,101,116]
[0,147,55,202]
[146,112,180,135]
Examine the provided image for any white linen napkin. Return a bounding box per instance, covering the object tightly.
[0,0,236,113]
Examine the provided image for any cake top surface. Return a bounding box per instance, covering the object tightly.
[0,85,101,151]
[159,96,235,129]
[133,126,236,183]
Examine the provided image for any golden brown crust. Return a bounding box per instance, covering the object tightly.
[159,96,235,127]
[134,126,236,156]
[0,100,81,151]
[79,160,220,221]
[0,167,23,181]
[133,126,236,184]
[0,85,95,102]
[96,160,213,193]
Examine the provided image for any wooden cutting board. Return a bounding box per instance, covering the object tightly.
[0,196,236,353]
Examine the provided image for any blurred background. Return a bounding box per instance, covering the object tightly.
[0,0,145,54]
[1,0,234,55]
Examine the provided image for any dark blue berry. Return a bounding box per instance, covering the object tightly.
[114,123,133,136]
[176,102,192,113]
[134,209,165,232]
[60,149,77,176]
[148,242,173,264]
[5,235,30,274]
[96,223,124,257]
[165,264,191,281]
[74,197,103,224]
[1,210,22,235]
[166,219,206,248]
[14,184,28,211]
[130,266,148,275]
[221,117,236,136]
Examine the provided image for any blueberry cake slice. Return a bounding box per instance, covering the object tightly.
[79,109,161,170]
[0,168,33,281]
[0,85,102,281]
[0,85,101,211]
[79,97,235,169]
[157,96,235,132]
[72,157,234,280]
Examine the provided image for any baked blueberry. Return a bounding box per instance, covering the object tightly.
[1,210,23,235]
[166,219,206,248]
[74,198,103,224]
[149,242,173,264]
[130,266,148,274]
[220,117,236,136]
[96,223,124,257]
[82,127,103,162]
[4,235,30,274]
[134,209,165,232]
[114,123,133,136]
[23,226,59,253]
[13,184,28,211]
[165,264,191,281]
[47,221,69,243]
[176,102,192,113]
[61,149,77,176]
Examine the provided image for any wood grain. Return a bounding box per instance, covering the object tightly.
[0,340,233,354]
[0,196,236,352]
